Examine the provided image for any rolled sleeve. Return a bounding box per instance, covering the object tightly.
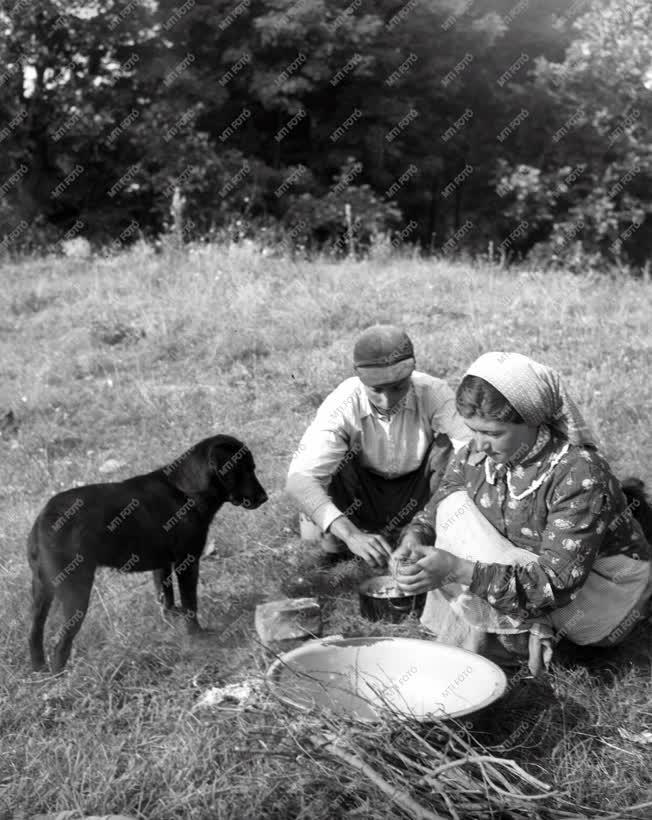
[469,473,610,620]
[286,396,352,532]
[285,472,344,533]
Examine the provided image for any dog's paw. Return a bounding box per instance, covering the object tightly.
[162,605,186,617]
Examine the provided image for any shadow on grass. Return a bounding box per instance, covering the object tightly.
[553,617,651,681]
[466,674,588,761]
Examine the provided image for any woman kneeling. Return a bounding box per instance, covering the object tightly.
[393,352,652,675]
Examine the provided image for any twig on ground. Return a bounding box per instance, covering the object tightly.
[598,801,652,820]
[307,732,446,820]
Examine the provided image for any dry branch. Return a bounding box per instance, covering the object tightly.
[308,732,445,820]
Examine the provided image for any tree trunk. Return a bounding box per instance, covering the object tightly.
[454,180,462,231]
[426,174,438,250]
[273,110,281,169]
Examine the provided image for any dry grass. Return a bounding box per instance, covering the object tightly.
[0,243,650,818]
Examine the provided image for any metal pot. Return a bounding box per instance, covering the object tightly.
[358,575,426,623]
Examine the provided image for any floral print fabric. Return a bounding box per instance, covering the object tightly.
[409,427,651,621]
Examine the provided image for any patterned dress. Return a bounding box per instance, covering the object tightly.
[409,426,651,622]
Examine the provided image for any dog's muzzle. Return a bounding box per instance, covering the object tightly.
[230,492,268,509]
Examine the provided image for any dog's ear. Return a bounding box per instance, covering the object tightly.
[165,443,215,496]
[208,442,248,492]
[166,439,251,497]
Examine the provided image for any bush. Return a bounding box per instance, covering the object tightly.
[283,163,403,256]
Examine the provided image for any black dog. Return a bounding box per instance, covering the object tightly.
[28,435,267,673]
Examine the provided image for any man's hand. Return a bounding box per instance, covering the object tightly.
[328,515,392,567]
[395,548,462,595]
[345,531,393,566]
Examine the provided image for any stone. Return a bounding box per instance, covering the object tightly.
[255,598,322,643]
[98,458,127,474]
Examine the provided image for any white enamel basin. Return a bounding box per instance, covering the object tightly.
[266,636,507,722]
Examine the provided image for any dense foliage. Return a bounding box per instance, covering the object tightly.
[1,0,650,265]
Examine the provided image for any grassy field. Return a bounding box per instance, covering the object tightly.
[0,242,651,819]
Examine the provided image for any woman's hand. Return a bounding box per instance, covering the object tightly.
[389,529,432,576]
[394,549,456,594]
[395,549,475,594]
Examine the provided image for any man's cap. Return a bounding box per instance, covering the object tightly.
[353,325,415,386]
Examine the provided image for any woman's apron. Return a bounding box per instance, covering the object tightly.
[421,491,651,647]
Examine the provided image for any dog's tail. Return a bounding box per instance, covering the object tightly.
[621,477,652,543]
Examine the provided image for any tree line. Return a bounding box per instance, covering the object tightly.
[0,0,650,270]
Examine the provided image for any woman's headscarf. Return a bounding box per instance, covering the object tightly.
[465,352,597,447]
